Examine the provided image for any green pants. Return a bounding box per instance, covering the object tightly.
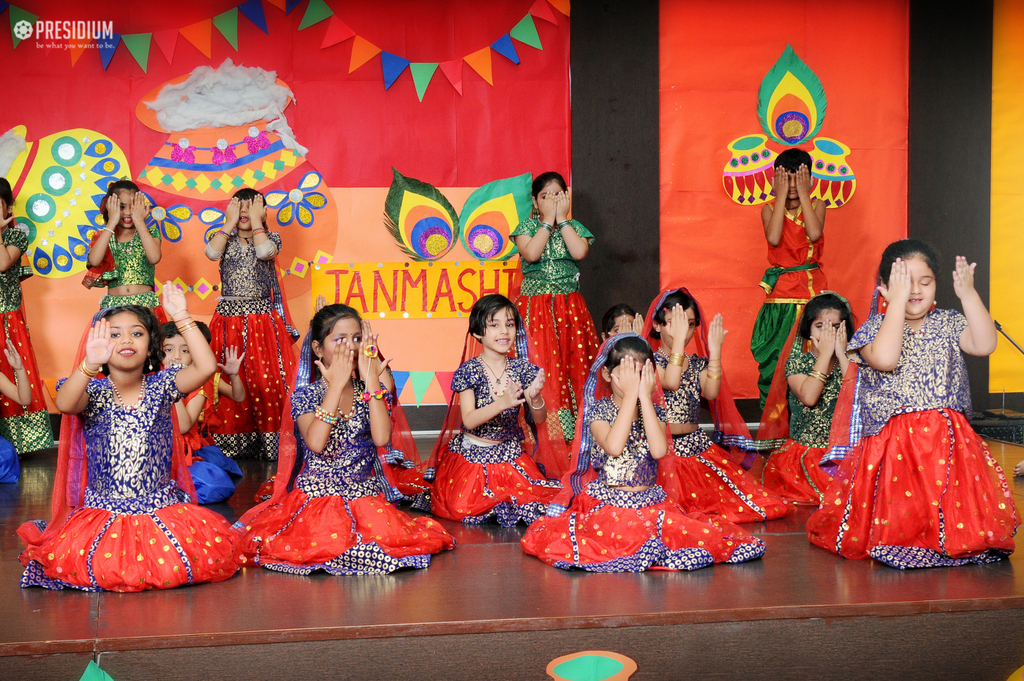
[750,302,800,409]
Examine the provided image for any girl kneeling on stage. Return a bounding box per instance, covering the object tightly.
[237,304,453,575]
[521,334,765,572]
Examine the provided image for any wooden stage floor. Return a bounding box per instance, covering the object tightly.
[2,440,1024,680]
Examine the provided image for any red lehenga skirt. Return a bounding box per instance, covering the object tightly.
[761,439,833,505]
[18,485,239,592]
[521,482,766,572]
[514,291,600,479]
[208,301,296,460]
[659,430,791,523]
[431,435,561,526]
[0,308,53,453]
[807,409,1018,568]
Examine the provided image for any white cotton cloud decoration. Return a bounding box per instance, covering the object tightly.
[145,59,307,157]
[0,128,28,178]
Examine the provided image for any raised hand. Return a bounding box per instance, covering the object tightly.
[249,194,266,227]
[834,322,848,357]
[497,380,526,410]
[773,168,789,198]
[314,294,328,313]
[639,359,657,397]
[707,313,726,356]
[162,281,188,319]
[0,208,14,230]
[813,321,837,360]
[85,318,116,367]
[631,313,645,334]
[224,197,241,230]
[105,195,122,227]
[613,355,642,396]
[879,258,912,308]
[665,305,689,349]
[130,192,150,227]
[4,339,24,371]
[218,346,244,376]
[952,255,978,301]
[316,338,355,388]
[526,368,546,401]
[538,193,557,225]
[795,164,813,199]
[554,191,570,222]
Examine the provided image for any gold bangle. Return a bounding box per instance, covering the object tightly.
[705,371,723,380]
[176,322,199,334]
[79,358,99,378]
[808,370,828,383]
[668,353,685,367]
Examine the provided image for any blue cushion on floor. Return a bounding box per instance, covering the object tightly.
[194,445,242,479]
[0,437,19,484]
[189,461,235,504]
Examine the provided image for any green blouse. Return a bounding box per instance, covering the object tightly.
[0,228,27,313]
[106,226,161,288]
[785,347,843,447]
[511,217,594,296]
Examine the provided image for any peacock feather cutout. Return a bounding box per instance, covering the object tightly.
[757,44,827,146]
[458,172,531,260]
[383,168,460,261]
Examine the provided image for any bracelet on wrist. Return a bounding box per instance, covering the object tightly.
[705,371,723,380]
[668,353,685,367]
[313,405,339,425]
[530,396,546,410]
[556,220,572,230]
[79,358,100,378]
[101,227,116,236]
[808,370,828,383]
[538,221,554,232]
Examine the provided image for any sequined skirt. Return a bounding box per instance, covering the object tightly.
[807,409,1017,568]
[761,438,832,505]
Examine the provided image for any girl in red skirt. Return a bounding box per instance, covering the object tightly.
[807,240,1017,568]
[759,293,853,504]
[521,334,765,572]
[205,189,298,460]
[237,304,453,575]
[643,289,789,523]
[19,285,238,591]
[0,179,53,453]
[511,172,601,478]
[430,294,561,526]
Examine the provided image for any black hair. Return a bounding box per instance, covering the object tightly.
[100,305,164,374]
[531,171,567,198]
[650,290,700,340]
[601,304,638,335]
[773,148,813,172]
[309,303,363,381]
[99,179,141,224]
[797,294,855,341]
[605,335,655,371]
[878,239,939,286]
[161,320,212,343]
[469,294,518,338]
[0,178,12,215]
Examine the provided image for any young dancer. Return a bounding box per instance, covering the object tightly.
[807,240,1017,568]
[600,303,643,342]
[0,338,33,482]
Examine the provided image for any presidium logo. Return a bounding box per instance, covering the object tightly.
[14,19,115,49]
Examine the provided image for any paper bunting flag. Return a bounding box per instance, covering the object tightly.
[97,33,121,70]
[285,0,303,14]
[153,28,178,64]
[0,3,8,16]
[264,0,286,11]
[179,19,212,58]
[9,4,38,49]
[491,34,520,65]
[529,0,558,24]
[299,0,333,30]
[237,0,268,34]
[391,370,411,397]
[548,0,571,17]
[439,59,463,95]
[409,372,436,407]
[510,15,542,49]
[79,661,115,681]
[382,51,411,90]
[321,15,354,49]
[435,371,455,404]
[213,7,238,50]
[349,36,380,73]
[122,33,151,72]
[464,47,493,85]
[69,38,90,66]
[410,63,438,101]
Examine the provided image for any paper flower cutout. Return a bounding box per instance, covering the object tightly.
[264,171,328,227]
[142,192,193,243]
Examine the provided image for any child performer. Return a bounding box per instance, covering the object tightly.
[759,293,852,504]
[600,304,643,342]
[237,304,453,575]
[161,322,245,504]
[751,149,828,408]
[84,180,163,316]
[511,172,601,477]
[0,178,54,453]
[807,240,1017,568]
[18,285,239,591]
[0,338,35,482]
[430,294,561,526]
[205,188,298,460]
[644,289,789,523]
[521,334,765,572]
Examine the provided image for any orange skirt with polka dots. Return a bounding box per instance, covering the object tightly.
[761,439,832,505]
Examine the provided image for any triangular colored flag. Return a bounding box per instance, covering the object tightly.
[529,0,558,24]
[409,63,438,101]
[285,0,303,13]
[435,371,455,404]
[9,5,38,49]
[409,372,435,407]
[298,0,332,29]
[153,28,178,64]
[320,15,354,48]
[348,35,380,73]
[122,33,152,72]
[237,0,268,34]
[381,51,410,90]
[391,370,411,397]
[97,33,121,70]
[264,0,286,11]
[69,38,90,66]
[79,661,115,681]
[510,14,542,49]
[491,34,520,65]
[547,0,571,16]
[464,47,493,85]
[439,59,463,95]
[0,3,8,17]
[213,7,238,50]
[179,19,212,59]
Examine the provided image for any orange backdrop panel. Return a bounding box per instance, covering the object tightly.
[659,0,909,399]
